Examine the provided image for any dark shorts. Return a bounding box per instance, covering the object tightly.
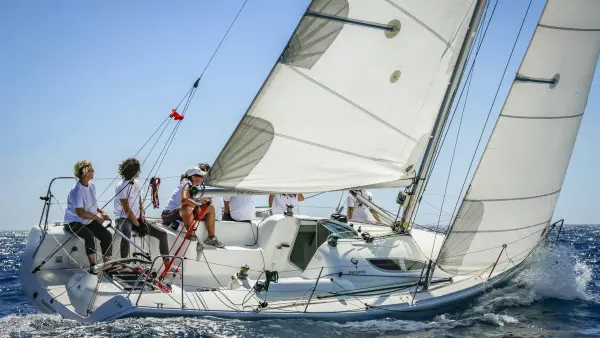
[161,209,182,225]
[162,208,206,226]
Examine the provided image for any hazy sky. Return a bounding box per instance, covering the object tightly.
[0,0,598,231]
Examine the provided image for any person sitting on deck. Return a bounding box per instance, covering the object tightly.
[113,158,171,264]
[268,193,305,215]
[63,160,112,274]
[346,190,381,223]
[161,165,224,248]
[223,196,255,222]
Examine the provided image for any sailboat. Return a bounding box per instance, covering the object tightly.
[20,0,600,323]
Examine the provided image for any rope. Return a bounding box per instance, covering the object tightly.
[303,192,326,199]
[446,0,534,233]
[407,0,498,229]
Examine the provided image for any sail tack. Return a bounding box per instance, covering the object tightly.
[437,0,600,275]
[208,0,479,193]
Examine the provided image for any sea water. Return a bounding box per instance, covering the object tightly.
[1,225,599,337]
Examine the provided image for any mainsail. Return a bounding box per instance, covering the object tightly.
[208,0,481,193]
[437,0,600,275]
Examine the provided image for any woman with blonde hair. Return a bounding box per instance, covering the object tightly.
[64,160,112,273]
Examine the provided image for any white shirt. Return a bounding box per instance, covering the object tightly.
[225,196,255,221]
[271,194,300,215]
[164,179,191,212]
[113,179,142,219]
[211,196,224,221]
[347,190,376,222]
[64,181,99,225]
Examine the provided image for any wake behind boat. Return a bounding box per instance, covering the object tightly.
[20,0,600,323]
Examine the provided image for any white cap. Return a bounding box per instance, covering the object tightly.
[186,166,207,177]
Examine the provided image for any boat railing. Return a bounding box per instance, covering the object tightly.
[551,219,565,241]
[38,177,76,231]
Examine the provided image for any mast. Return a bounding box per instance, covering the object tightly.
[401,0,487,227]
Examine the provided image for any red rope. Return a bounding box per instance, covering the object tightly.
[159,205,209,281]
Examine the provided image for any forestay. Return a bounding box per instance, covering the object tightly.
[208,0,479,193]
[437,0,600,275]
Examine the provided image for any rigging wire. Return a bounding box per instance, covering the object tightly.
[37,3,252,309]
[444,0,535,246]
[407,0,498,229]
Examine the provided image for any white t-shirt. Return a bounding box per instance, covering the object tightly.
[113,179,142,219]
[164,179,191,212]
[346,190,376,222]
[225,196,255,221]
[271,194,300,215]
[64,181,99,225]
[211,196,224,221]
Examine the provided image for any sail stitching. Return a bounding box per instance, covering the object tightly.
[384,0,450,47]
[538,24,600,32]
[242,121,403,164]
[440,223,547,260]
[448,220,548,233]
[501,113,583,120]
[464,189,560,202]
[285,64,417,142]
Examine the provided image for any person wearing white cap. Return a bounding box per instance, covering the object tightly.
[161,165,224,248]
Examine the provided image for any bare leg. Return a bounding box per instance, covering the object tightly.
[179,205,195,231]
[88,254,96,266]
[204,205,216,238]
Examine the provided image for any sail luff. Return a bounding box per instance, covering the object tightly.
[437,0,600,275]
[401,0,487,227]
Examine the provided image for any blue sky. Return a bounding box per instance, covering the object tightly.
[0,0,598,230]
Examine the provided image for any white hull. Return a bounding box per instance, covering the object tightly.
[20,215,543,323]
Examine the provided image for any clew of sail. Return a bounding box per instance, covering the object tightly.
[437,0,600,275]
[208,0,480,193]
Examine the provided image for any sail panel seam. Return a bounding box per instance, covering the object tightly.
[538,24,600,32]
[464,189,560,202]
[285,64,418,141]
[242,121,404,164]
[501,113,583,120]
[448,220,548,233]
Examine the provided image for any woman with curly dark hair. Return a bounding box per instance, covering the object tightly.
[64,160,112,273]
[113,158,171,264]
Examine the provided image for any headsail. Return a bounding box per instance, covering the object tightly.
[208,0,480,193]
[437,0,600,275]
